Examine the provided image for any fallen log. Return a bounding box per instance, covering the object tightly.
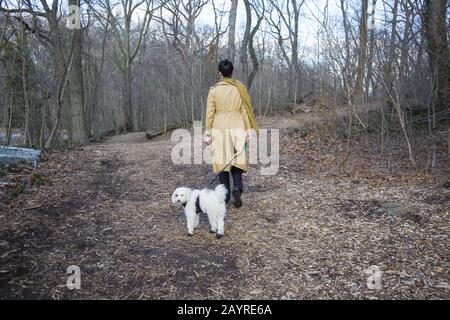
[145,124,183,140]
[291,91,315,114]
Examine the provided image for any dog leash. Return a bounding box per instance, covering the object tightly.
[208,144,247,186]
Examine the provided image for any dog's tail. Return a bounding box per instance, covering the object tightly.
[214,184,228,203]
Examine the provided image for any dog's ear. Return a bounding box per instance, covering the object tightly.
[171,188,179,203]
[171,189,178,203]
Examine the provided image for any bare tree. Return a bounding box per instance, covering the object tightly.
[92,0,155,132]
[384,0,399,109]
[423,0,450,114]
[157,0,208,125]
[365,0,377,103]
[354,0,368,105]
[240,0,264,89]
[0,0,88,146]
[267,0,306,101]
[227,0,238,61]
[68,0,87,144]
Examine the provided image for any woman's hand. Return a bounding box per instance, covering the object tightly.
[203,133,212,145]
[246,133,252,144]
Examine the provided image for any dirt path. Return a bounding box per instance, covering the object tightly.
[1,116,449,299]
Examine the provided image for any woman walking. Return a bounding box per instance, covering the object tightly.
[203,59,259,208]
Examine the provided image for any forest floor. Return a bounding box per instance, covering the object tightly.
[1,111,449,299]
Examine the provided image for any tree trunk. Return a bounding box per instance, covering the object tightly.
[340,0,351,104]
[123,61,134,132]
[241,0,251,84]
[20,23,32,147]
[354,0,368,105]
[423,0,450,113]
[6,89,13,146]
[68,0,87,144]
[39,96,49,149]
[228,0,238,62]
[247,2,263,90]
[365,0,377,103]
[385,0,399,109]
[399,1,412,105]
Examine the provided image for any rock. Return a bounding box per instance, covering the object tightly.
[304,274,313,282]
[281,291,298,300]
[0,240,9,247]
[375,203,402,216]
[350,283,361,294]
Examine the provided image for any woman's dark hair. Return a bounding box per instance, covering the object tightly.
[218,59,234,78]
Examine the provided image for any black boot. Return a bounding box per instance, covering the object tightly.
[231,166,244,208]
[232,188,243,208]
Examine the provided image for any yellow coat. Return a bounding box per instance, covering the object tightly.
[206,80,252,173]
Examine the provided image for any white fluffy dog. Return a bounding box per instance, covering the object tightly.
[171,185,228,238]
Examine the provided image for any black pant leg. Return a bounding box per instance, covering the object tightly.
[231,166,244,193]
[219,172,231,203]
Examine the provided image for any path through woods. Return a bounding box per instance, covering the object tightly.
[1,116,449,299]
